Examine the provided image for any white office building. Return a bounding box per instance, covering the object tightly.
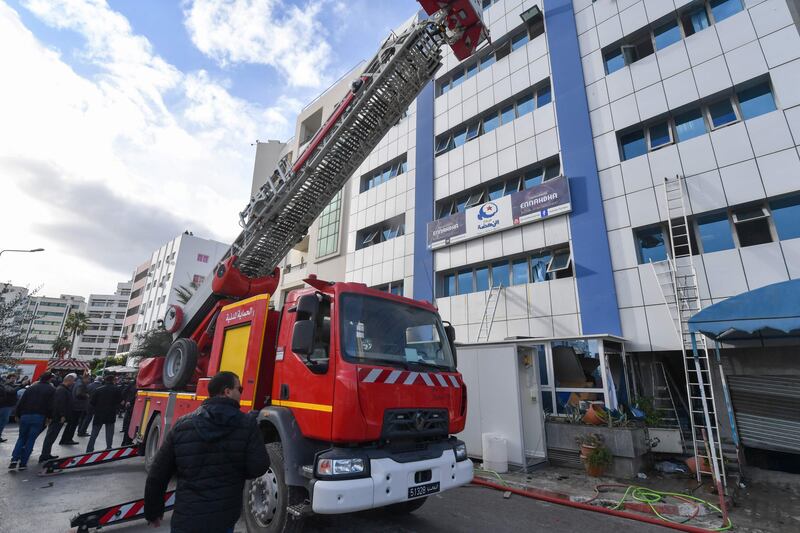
[134,232,229,336]
[16,294,86,359]
[73,281,131,360]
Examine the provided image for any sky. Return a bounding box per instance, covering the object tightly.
[0,0,418,299]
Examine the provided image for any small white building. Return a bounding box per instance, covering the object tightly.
[73,281,131,361]
[16,294,86,359]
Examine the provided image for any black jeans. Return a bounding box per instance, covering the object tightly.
[78,407,93,435]
[60,409,83,443]
[40,419,64,458]
[86,422,114,452]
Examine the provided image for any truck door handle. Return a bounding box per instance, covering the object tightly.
[280,384,289,400]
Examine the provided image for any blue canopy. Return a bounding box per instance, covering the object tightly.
[689,279,800,340]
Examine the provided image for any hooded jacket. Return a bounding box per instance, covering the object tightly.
[143,397,269,533]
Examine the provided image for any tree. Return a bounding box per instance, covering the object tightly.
[129,328,173,359]
[0,284,34,368]
[52,335,72,357]
[64,311,90,358]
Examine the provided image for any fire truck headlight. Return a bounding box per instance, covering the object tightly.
[454,442,468,461]
[316,458,366,477]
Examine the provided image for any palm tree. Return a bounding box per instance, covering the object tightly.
[174,284,194,305]
[64,311,90,358]
[51,335,72,358]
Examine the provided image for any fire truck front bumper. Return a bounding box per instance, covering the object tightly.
[310,444,473,514]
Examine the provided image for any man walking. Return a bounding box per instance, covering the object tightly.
[39,373,76,463]
[78,376,103,436]
[120,379,137,446]
[86,374,122,453]
[9,372,55,470]
[144,371,269,532]
[0,374,19,443]
[61,373,89,444]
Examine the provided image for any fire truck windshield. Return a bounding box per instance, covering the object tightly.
[340,294,455,371]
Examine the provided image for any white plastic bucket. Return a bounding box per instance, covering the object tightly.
[482,433,508,473]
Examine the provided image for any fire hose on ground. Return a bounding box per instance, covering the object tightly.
[471,475,733,533]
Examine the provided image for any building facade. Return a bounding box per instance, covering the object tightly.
[117,260,151,354]
[72,281,131,361]
[134,232,228,336]
[16,294,86,359]
[255,0,800,469]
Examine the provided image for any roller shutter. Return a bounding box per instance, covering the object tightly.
[727,375,800,454]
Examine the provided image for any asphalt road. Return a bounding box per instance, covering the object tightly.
[0,421,665,532]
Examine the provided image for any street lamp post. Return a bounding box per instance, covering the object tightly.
[0,248,45,258]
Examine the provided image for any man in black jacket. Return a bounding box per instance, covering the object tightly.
[144,371,269,532]
[9,372,55,470]
[78,376,103,436]
[86,374,122,452]
[63,373,89,443]
[0,374,18,443]
[39,373,76,463]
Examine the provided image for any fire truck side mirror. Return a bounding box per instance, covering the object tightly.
[444,323,457,367]
[295,294,319,321]
[292,320,315,356]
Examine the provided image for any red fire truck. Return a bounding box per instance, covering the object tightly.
[67,2,489,531]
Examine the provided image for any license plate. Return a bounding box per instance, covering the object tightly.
[408,481,440,499]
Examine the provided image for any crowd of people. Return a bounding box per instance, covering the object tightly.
[1,371,137,470]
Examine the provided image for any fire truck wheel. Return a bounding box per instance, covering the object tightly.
[383,497,427,514]
[243,442,305,533]
[144,415,162,473]
[162,338,199,390]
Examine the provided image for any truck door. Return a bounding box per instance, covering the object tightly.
[274,293,335,441]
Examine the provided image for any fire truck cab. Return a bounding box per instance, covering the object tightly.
[130,275,472,531]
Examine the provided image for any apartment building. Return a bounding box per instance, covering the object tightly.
[117,260,151,354]
[255,0,800,470]
[16,294,86,358]
[72,281,131,360]
[134,232,228,338]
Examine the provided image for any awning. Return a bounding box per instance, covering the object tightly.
[47,358,91,371]
[689,279,800,341]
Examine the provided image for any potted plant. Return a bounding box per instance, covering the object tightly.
[575,433,604,460]
[582,403,607,425]
[584,444,613,477]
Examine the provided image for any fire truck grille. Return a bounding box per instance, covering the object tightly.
[381,409,449,440]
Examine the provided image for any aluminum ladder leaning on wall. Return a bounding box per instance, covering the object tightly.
[649,175,726,490]
[476,284,503,342]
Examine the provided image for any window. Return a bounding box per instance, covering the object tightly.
[451,69,464,89]
[465,121,481,141]
[480,54,496,70]
[530,252,552,282]
[682,6,710,36]
[500,105,515,125]
[512,258,528,285]
[537,84,551,107]
[457,269,473,295]
[488,182,505,201]
[620,130,647,160]
[483,112,499,134]
[708,98,738,128]
[524,168,543,189]
[511,31,528,51]
[465,62,478,80]
[732,207,773,246]
[356,216,405,249]
[648,121,672,149]
[475,266,490,292]
[635,226,668,263]
[604,48,625,74]
[770,196,800,241]
[453,128,468,148]
[517,94,535,116]
[737,83,776,120]
[547,249,572,276]
[374,281,404,296]
[361,155,407,191]
[653,20,681,50]
[709,0,743,23]
[491,261,509,288]
[696,212,735,253]
[442,273,456,297]
[317,191,342,257]
[675,108,707,142]
[622,36,654,65]
[495,41,511,61]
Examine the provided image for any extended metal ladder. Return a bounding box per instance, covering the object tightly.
[651,361,683,436]
[476,285,503,342]
[650,175,726,489]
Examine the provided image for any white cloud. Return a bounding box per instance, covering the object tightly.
[0,1,298,297]
[183,0,333,88]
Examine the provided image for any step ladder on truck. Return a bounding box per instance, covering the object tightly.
[71,2,489,532]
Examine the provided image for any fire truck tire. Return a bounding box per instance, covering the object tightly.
[383,497,427,514]
[243,442,305,533]
[144,415,162,473]
[162,338,198,390]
